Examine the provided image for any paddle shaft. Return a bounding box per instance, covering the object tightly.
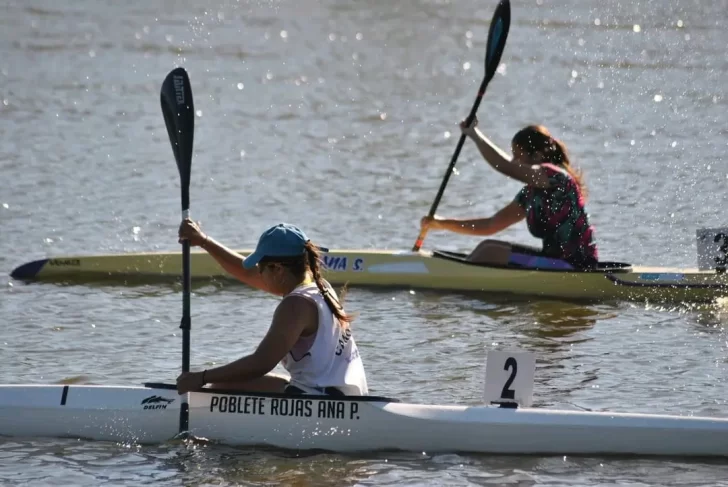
[160,67,195,434]
[412,0,510,252]
[180,218,191,432]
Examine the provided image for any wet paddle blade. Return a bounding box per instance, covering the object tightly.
[160,67,195,212]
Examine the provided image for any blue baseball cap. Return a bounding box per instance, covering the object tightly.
[243,223,316,269]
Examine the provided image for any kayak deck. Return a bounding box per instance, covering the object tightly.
[10,249,728,303]
[1,383,727,457]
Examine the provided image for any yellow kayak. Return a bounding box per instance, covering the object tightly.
[10,248,728,303]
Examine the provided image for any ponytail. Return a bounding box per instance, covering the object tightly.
[304,242,354,328]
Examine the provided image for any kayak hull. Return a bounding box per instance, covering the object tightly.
[1,384,727,457]
[11,249,728,303]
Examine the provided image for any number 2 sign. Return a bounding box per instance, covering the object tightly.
[483,350,536,407]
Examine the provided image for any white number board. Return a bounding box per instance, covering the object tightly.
[483,350,535,407]
[696,228,728,271]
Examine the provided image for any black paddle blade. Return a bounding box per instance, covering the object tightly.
[483,0,511,85]
[160,67,195,211]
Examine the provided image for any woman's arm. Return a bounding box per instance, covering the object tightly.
[461,119,551,188]
[199,236,273,294]
[178,219,272,294]
[428,201,525,237]
[203,295,317,384]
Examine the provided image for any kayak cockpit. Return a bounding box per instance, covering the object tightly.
[431,250,633,273]
[143,382,401,403]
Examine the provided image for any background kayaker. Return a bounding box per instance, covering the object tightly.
[175,220,369,396]
[420,117,599,270]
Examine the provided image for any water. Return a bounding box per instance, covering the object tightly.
[1,0,728,484]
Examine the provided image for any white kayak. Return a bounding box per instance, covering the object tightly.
[1,382,727,457]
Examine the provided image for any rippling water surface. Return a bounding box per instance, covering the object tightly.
[2,0,728,485]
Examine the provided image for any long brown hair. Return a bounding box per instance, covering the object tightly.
[511,125,588,199]
[259,242,354,328]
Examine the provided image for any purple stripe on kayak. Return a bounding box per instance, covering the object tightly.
[10,259,49,279]
[509,253,574,270]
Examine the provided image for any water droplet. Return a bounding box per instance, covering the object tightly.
[280,30,288,39]
[328,33,336,41]
[633,24,641,33]
[237,82,244,90]
[465,30,473,39]
[355,32,363,41]
[594,18,601,26]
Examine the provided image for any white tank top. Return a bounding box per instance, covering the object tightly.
[281,282,369,396]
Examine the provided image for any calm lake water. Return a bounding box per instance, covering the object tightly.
[1,0,728,485]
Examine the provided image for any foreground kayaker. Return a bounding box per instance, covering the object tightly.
[175,219,369,396]
[421,117,598,269]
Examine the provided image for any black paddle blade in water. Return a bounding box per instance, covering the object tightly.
[411,0,511,251]
[160,67,195,211]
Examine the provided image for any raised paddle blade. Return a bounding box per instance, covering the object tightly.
[160,67,195,212]
[482,0,510,89]
[412,0,511,251]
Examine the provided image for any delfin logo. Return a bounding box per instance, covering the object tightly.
[142,395,175,410]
